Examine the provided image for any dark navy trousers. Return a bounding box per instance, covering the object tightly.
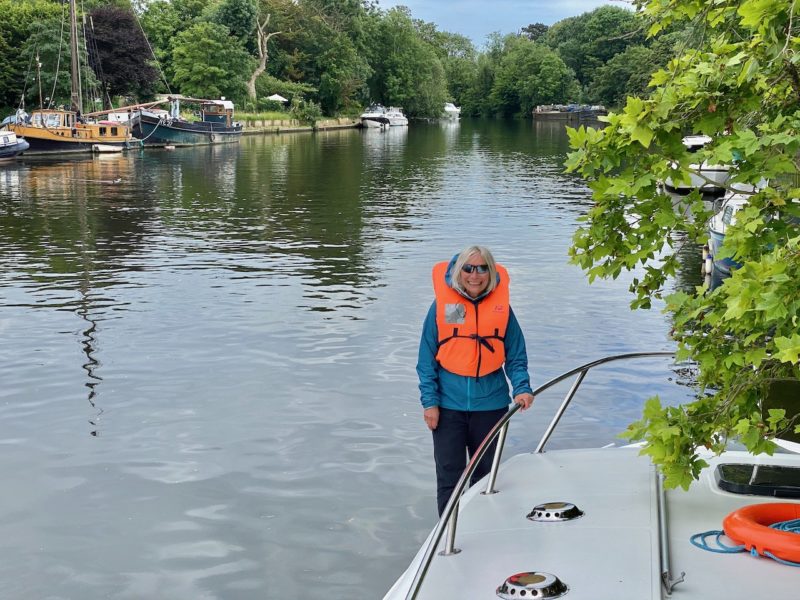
[432,407,508,516]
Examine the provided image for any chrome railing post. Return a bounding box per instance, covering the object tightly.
[534,369,588,453]
[484,418,511,495]
[440,503,461,556]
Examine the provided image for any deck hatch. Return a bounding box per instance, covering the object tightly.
[496,572,568,599]
[526,502,584,522]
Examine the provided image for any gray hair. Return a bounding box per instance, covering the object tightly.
[451,245,498,295]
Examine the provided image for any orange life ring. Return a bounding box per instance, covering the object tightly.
[723,503,800,563]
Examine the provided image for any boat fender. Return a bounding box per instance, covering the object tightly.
[209,133,216,142]
[723,503,800,565]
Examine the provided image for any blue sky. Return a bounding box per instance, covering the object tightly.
[377,1,621,46]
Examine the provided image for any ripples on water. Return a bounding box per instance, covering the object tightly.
[0,121,696,598]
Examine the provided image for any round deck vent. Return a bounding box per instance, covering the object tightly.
[526,502,584,522]
[497,571,568,599]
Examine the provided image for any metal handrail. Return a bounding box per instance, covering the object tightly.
[405,351,676,600]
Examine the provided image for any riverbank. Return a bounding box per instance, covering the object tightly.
[241,117,360,134]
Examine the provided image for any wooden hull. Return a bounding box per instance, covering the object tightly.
[131,113,242,146]
[6,123,130,155]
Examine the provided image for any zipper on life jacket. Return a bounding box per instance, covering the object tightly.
[474,299,482,379]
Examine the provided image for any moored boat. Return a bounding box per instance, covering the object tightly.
[0,131,30,160]
[442,102,461,120]
[708,188,748,276]
[130,97,243,146]
[385,352,800,600]
[360,105,408,128]
[3,109,131,155]
[361,104,390,128]
[2,0,133,156]
[664,135,730,195]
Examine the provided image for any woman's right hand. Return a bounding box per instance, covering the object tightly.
[423,407,440,431]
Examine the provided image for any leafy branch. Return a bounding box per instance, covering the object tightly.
[568,0,800,487]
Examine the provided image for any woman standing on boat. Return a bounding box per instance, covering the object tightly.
[417,245,534,516]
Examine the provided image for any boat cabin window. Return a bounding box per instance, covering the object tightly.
[33,113,64,128]
[111,127,118,136]
[722,206,735,226]
[715,464,800,498]
[1,135,8,145]
[99,127,107,136]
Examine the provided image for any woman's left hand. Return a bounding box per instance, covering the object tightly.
[513,393,534,410]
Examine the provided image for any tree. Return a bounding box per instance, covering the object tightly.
[316,33,371,113]
[246,12,281,103]
[208,0,258,44]
[366,7,447,117]
[587,45,655,108]
[566,0,800,489]
[545,6,642,89]
[87,5,159,104]
[521,22,548,42]
[0,0,63,109]
[171,21,254,99]
[490,36,579,117]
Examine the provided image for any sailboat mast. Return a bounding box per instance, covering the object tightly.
[69,0,82,114]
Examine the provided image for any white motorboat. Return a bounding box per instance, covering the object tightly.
[384,352,800,600]
[0,131,29,160]
[361,105,408,128]
[442,102,461,120]
[664,135,730,195]
[385,107,408,127]
[361,105,389,128]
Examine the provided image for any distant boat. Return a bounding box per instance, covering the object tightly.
[707,180,771,276]
[91,143,123,154]
[130,97,243,146]
[360,105,408,128]
[708,188,748,275]
[0,131,30,160]
[442,102,461,119]
[3,0,133,155]
[664,135,730,196]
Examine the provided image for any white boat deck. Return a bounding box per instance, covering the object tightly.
[386,447,800,599]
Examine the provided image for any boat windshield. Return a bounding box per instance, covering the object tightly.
[722,205,736,226]
[32,113,64,128]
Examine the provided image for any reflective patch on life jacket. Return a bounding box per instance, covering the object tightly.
[445,303,466,324]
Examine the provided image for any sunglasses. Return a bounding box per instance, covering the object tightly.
[461,264,489,274]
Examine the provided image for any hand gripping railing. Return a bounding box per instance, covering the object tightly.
[404,351,676,600]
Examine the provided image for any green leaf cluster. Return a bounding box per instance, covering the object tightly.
[569,0,800,486]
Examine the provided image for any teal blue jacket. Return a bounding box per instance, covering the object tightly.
[416,258,533,411]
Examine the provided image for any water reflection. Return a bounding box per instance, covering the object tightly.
[0,122,699,600]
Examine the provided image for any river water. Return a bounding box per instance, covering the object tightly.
[0,120,699,599]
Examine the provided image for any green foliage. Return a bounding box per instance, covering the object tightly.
[366,7,448,117]
[289,96,322,125]
[252,73,316,109]
[316,34,371,114]
[0,0,63,108]
[491,36,579,117]
[567,0,800,486]
[207,0,257,43]
[587,45,656,108]
[171,21,254,99]
[545,6,643,89]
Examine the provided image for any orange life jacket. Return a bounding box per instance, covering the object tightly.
[432,261,510,377]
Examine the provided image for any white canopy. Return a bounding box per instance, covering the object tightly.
[266,94,288,103]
